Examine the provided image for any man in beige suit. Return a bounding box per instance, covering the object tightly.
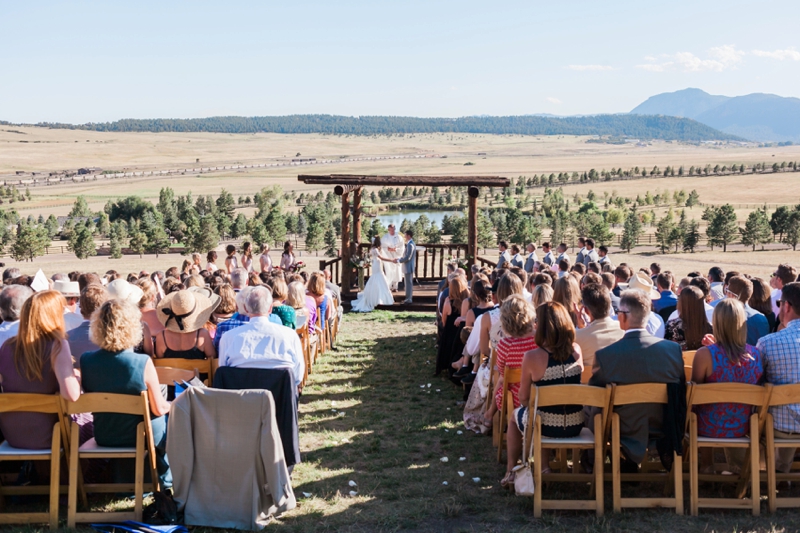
[575,283,624,368]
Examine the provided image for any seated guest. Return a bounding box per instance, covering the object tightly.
[612,265,631,298]
[601,272,620,312]
[286,281,315,324]
[0,291,81,449]
[230,267,248,292]
[67,284,108,362]
[0,284,33,346]
[81,299,171,487]
[626,273,665,338]
[750,277,777,332]
[725,275,769,346]
[553,275,580,327]
[757,282,800,474]
[218,285,305,389]
[136,278,164,337]
[214,287,252,352]
[665,286,712,351]
[503,301,583,487]
[653,272,678,313]
[484,294,537,429]
[154,289,219,360]
[692,299,763,472]
[770,264,797,317]
[575,284,623,368]
[212,284,237,325]
[108,279,154,355]
[454,277,496,383]
[478,273,524,359]
[531,283,553,309]
[590,290,683,468]
[307,271,331,324]
[667,276,715,324]
[557,258,570,279]
[269,277,297,329]
[708,266,725,302]
[54,280,84,330]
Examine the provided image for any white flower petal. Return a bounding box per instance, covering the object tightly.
[459,457,466,461]
[302,492,312,498]
[348,480,357,487]
[349,490,358,496]
[440,457,449,462]
[442,481,448,486]
[458,471,465,477]
[427,383,431,388]
[456,430,463,435]
[472,477,481,483]
[444,429,449,432]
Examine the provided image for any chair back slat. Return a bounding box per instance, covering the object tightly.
[0,392,61,414]
[534,384,609,409]
[155,366,198,385]
[153,358,210,374]
[768,383,800,407]
[64,392,148,417]
[689,382,768,407]
[682,350,697,368]
[503,367,522,384]
[612,383,668,405]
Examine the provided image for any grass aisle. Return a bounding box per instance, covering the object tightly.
[271,311,800,533]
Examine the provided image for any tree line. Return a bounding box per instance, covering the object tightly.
[29,114,737,141]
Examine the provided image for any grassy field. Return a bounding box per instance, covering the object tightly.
[11,310,800,532]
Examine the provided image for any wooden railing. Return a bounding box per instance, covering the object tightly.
[355,243,469,281]
[476,256,497,269]
[319,257,342,285]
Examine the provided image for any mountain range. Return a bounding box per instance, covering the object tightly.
[630,88,800,142]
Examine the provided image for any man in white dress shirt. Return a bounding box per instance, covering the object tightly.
[219,286,305,389]
[0,284,33,347]
[382,224,405,292]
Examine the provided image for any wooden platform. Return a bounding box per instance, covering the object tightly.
[342,281,440,313]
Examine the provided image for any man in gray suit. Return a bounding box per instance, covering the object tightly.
[395,230,416,304]
[523,243,538,274]
[589,289,683,466]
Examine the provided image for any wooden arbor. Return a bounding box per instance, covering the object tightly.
[298,174,510,294]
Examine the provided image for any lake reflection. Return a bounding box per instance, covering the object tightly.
[376,210,462,228]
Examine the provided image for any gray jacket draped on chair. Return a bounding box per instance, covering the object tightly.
[167,387,296,530]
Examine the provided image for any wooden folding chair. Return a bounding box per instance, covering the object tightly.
[609,383,684,514]
[687,382,770,516]
[525,384,611,517]
[63,392,160,527]
[762,383,800,512]
[497,367,522,463]
[296,316,312,385]
[481,349,500,447]
[683,350,696,383]
[580,364,593,384]
[0,393,64,529]
[155,366,199,385]
[152,358,211,385]
[210,358,219,385]
[315,307,326,357]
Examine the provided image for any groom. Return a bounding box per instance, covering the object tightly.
[394,229,416,304]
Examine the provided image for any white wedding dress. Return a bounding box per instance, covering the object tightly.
[351,248,395,312]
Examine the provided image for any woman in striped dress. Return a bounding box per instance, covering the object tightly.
[502,301,584,488]
[484,294,537,427]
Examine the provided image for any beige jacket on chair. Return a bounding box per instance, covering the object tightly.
[575,316,624,369]
[167,387,296,530]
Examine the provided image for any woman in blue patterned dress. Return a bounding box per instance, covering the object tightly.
[692,299,763,473]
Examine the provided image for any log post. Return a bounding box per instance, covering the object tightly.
[353,188,363,247]
[341,192,352,295]
[468,186,480,267]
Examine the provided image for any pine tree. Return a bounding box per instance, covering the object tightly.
[654,211,675,254]
[784,211,800,251]
[770,206,791,241]
[11,222,49,261]
[707,204,739,252]
[68,196,92,219]
[740,207,773,251]
[192,215,220,254]
[683,219,701,252]
[157,188,179,232]
[324,224,338,257]
[44,214,59,239]
[108,225,123,259]
[685,190,700,209]
[68,223,97,260]
[128,221,147,258]
[620,206,642,252]
[231,213,248,239]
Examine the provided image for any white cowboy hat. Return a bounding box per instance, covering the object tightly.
[157,288,220,333]
[626,272,660,300]
[53,280,80,297]
[107,279,144,306]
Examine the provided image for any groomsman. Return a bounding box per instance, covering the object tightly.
[496,241,511,269]
[556,243,570,265]
[524,243,538,274]
[575,237,588,266]
[583,238,599,266]
[598,245,611,265]
[541,242,555,267]
[509,245,524,268]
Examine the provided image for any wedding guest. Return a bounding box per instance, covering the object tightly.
[269,277,297,329]
[665,286,712,351]
[0,291,81,449]
[531,283,553,309]
[154,289,218,360]
[0,284,33,346]
[750,277,777,332]
[725,275,769,345]
[575,284,623,368]
[553,275,580,326]
[67,284,107,361]
[212,284,237,325]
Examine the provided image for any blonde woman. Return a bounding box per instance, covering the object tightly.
[0,291,80,449]
[553,275,581,327]
[191,252,203,272]
[259,243,273,273]
[80,299,171,488]
[287,280,316,327]
[484,294,537,434]
[531,283,554,309]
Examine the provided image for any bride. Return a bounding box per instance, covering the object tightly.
[351,236,395,313]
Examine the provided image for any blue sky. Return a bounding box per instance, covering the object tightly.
[1,0,798,123]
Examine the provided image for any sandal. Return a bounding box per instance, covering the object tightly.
[500,470,516,489]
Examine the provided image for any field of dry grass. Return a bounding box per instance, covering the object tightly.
[2,127,800,276]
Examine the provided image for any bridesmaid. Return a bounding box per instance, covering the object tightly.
[259,243,273,273]
[241,242,254,273]
[280,241,296,272]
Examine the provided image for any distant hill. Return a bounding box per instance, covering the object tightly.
[631,88,800,142]
[26,114,736,141]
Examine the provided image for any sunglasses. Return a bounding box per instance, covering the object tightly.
[617,310,630,315]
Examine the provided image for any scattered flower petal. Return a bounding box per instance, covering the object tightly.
[420,385,425,388]
[472,477,481,483]
[444,429,449,432]
[457,430,463,435]
[436,389,441,392]
[442,481,448,486]
[427,383,431,388]
[440,457,449,463]
[302,492,312,498]
[459,457,466,461]
[349,490,358,496]
[348,480,357,487]
[458,471,465,477]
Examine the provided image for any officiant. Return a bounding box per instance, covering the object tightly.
[382,224,405,291]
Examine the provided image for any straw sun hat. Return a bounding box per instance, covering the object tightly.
[626,272,660,300]
[157,287,221,333]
